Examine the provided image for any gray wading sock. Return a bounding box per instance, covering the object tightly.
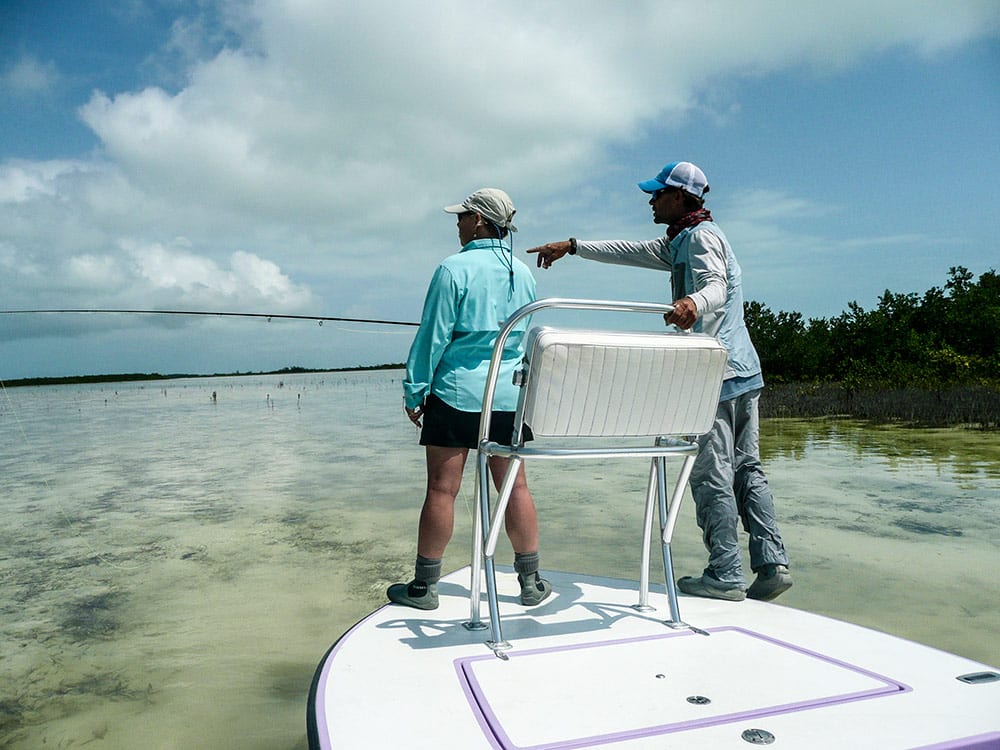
[386,555,442,609]
[513,551,540,579]
[514,551,551,606]
[415,555,442,585]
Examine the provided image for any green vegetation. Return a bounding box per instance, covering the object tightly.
[747,267,999,429]
[4,267,997,428]
[1,363,405,389]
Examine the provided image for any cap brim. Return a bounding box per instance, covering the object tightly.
[637,178,665,193]
[443,203,467,214]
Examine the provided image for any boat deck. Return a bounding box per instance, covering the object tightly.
[308,567,1000,749]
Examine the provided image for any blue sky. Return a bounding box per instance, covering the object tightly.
[1,1,998,379]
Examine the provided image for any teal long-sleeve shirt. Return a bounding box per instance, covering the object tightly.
[404,238,536,412]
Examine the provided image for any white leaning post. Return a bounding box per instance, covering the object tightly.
[463,298,727,654]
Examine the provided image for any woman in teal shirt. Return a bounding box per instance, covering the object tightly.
[388,188,551,611]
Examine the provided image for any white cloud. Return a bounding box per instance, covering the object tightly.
[2,0,998,372]
[1,56,58,95]
[71,0,999,234]
[66,254,127,289]
[123,239,316,309]
[0,159,86,203]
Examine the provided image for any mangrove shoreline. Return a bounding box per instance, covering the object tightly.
[3,366,997,430]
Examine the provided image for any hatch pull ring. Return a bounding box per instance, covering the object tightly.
[741,728,776,745]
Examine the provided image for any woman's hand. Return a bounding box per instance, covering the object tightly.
[405,403,424,428]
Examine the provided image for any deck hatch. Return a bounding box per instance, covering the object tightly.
[457,626,909,750]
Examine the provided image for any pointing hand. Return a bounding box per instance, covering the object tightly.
[526,240,572,269]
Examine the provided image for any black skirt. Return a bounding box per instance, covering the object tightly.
[419,394,532,449]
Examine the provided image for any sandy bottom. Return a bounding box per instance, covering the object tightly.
[1,372,997,749]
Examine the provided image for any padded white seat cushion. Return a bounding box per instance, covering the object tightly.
[520,327,727,438]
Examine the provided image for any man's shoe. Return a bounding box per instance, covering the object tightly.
[386,579,439,610]
[747,565,793,601]
[518,572,552,606]
[677,575,746,601]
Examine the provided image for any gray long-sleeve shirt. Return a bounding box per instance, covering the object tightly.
[575,222,761,380]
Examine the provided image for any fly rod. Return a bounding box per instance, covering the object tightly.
[0,309,419,327]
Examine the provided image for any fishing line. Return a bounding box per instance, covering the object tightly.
[327,324,413,337]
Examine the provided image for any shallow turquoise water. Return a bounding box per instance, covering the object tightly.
[1,370,997,749]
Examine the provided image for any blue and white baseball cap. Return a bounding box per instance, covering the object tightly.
[638,161,709,198]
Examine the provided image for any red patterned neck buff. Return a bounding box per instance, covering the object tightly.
[667,208,713,240]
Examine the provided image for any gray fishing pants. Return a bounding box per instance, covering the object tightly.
[689,388,788,587]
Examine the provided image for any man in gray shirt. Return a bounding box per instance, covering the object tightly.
[527,161,792,602]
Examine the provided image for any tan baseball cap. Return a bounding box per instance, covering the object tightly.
[443,188,518,232]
